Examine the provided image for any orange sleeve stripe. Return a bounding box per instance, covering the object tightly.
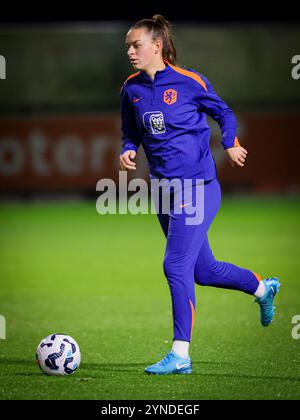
[166,61,208,92]
[234,137,241,147]
[121,71,141,93]
[189,299,195,339]
[251,271,262,282]
[125,71,141,83]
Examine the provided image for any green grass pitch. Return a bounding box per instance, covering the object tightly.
[0,197,299,400]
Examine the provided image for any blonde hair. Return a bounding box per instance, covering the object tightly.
[130,14,177,65]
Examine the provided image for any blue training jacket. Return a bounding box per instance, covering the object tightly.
[120,60,240,182]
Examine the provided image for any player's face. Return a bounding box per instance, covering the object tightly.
[125,28,160,70]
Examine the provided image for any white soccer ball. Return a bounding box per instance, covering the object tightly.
[36,333,81,376]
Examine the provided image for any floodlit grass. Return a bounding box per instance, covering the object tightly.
[0,197,299,399]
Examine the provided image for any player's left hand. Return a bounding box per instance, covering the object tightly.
[225,146,248,167]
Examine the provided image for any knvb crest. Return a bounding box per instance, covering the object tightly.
[163,89,177,105]
[143,111,166,134]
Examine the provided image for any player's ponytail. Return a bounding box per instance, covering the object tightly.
[152,14,177,66]
[131,14,178,66]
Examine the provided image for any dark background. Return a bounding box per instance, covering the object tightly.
[0,3,299,197]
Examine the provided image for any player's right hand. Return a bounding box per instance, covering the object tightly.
[119,150,137,171]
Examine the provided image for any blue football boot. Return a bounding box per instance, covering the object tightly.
[144,350,192,375]
[255,277,281,327]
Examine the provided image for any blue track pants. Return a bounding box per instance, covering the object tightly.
[155,177,262,342]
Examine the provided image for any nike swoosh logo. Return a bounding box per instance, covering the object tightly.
[133,97,142,103]
[176,362,190,370]
[180,201,193,208]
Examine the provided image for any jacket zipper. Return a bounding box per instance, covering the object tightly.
[151,77,157,105]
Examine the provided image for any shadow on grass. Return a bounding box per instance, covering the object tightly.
[81,361,300,382]
[194,372,300,383]
[2,358,300,383]
[0,358,45,376]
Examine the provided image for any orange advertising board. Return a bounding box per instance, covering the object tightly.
[0,112,299,192]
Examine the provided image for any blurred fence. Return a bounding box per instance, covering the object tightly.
[0,22,299,195]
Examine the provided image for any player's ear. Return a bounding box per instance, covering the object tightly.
[154,38,163,55]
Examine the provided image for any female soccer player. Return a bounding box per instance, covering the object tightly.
[119,15,281,375]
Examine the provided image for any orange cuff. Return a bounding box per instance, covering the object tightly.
[234,137,241,147]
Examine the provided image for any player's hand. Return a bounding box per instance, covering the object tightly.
[119,150,137,171]
[225,146,248,168]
